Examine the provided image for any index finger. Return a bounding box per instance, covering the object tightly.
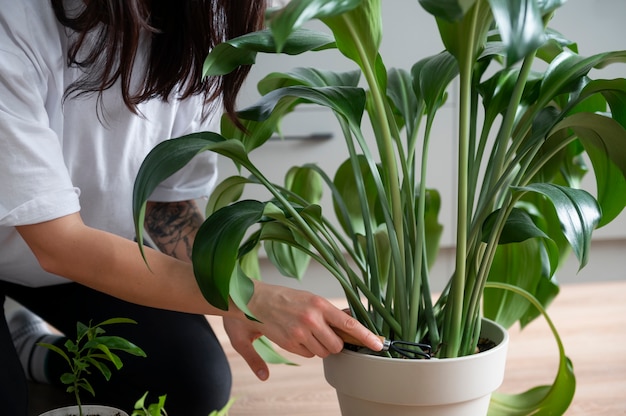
[330,309,384,352]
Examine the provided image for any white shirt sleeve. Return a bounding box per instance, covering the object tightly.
[0,48,81,227]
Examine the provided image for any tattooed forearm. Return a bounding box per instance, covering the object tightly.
[144,200,204,261]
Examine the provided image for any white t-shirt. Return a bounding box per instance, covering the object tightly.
[0,0,219,286]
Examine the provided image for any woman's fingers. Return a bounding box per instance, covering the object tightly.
[247,282,384,357]
[222,317,270,380]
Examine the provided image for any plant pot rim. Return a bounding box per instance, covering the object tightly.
[340,317,508,362]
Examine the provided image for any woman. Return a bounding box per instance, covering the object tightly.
[0,1,382,415]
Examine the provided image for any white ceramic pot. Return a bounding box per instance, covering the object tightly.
[323,318,509,416]
[39,405,129,416]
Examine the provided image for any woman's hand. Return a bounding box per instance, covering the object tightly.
[223,282,383,380]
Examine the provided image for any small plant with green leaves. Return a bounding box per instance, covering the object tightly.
[131,393,235,416]
[39,317,146,416]
[132,392,167,416]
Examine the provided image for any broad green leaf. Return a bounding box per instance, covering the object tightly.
[205,176,249,216]
[236,85,366,132]
[415,51,459,113]
[133,133,254,259]
[540,50,626,100]
[263,222,312,280]
[513,183,601,268]
[252,336,297,365]
[419,0,476,22]
[484,238,558,328]
[488,0,547,66]
[192,200,266,310]
[549,113,626,226]
[320,0,382,70]
[333,156,380,235]
[203,29,335,77]
[222,97,300,154]
[267,0,362,53]
[386,68,421,137]
[482,207,549,244]
[434,1,493,63]
[285,165,323,204]
[230,265,257,320]
[486,282,575,415]
[258,68,361,94]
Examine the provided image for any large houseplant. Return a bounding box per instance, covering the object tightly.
[133,0,626,414]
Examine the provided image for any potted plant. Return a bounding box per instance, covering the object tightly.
[133,0,626,414]
[38,318,147,416]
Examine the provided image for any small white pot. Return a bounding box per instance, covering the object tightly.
[323,318,509,416]
[39,405,129,416]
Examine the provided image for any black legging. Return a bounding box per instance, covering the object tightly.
[0,281,232,416]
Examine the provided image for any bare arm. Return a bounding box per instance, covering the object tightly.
[16,210,383,380]
[144,200,203,261]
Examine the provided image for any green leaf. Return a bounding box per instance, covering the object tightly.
[86,356,113,381]
[482,207,549,244]
[267,0,362,53]
[252,336,298,366]
[258,68,361,94]
[488,0,547,66]
[513,183,601,268]
[230,265,258,321]
[386,68,421,137]
[415,51,459,113]
[541,50,626,99]
[548,112,626,226]
[237,85,366,131]
[203,28,335,77]
[487,282,575,415]
[87,336,146,357]
[319,0,382,70]
[192,200,266,310]
[285,165,323,204]
[484,238,558,328]
[205,176,249,216]
[133,132,254,261]
[419,0,476,22]
[333,156,380,235]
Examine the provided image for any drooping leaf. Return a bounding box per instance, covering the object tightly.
[192,200,266,310]
[236,85,366,133]
[513,183,601,268]
[486,282,575,416]
[482,207,549,244]
[267,0,362,53]
[252,336,298,365]
[258,67,361,94]
[415,51,459,114]
[484,238,558,328]
[205,176,249,216]
[548,112,626,226]
[203,28,335,77]
[133,133,254,260]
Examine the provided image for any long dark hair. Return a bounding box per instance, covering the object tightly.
[51,0,266,121]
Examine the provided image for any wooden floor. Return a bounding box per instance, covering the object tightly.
[207,280,626,415]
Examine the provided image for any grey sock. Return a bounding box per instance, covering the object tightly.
[8,308,62,383]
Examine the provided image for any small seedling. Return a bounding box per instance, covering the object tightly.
[39,317,146,416]
[132,391,167,416]
[132,393,235,416]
